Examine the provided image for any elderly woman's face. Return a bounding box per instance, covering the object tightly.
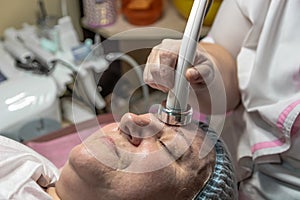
[56,113,215,200]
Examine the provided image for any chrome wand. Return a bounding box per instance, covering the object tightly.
[157,0,212,125]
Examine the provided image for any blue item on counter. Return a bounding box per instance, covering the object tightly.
[0,71,7,84]
[71,38,93,64]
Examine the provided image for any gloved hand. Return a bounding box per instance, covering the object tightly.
[144,39,215,93]
[144,38,240,114]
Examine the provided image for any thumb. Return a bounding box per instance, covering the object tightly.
[186,64,213,84]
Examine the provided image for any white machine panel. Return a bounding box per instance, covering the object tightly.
[0,75,61,141]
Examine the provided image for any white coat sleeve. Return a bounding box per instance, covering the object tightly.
[207,0,251,58]
[0,136,60,200]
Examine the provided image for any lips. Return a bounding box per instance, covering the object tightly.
[100,136,118,156]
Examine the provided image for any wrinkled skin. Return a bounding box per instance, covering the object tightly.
[55,113,215,200]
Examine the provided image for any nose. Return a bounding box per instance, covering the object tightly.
[119,113,164,146]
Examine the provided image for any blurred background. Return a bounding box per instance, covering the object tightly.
[0,0,221,142]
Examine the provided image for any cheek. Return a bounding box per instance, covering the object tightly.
[115,170,180,200]
[56,146,99,199]
[56,163,86,199]
[68,145,111,186]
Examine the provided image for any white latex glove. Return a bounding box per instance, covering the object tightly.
[144,39,215,93]
[0,136,60,200]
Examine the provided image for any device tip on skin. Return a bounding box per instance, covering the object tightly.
[157,100,193,126]
[155,0,211,127]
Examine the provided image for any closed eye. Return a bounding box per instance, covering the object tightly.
[159,131,191,161]
[159,140,178,160]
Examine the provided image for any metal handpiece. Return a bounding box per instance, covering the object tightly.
[158,0,212,126]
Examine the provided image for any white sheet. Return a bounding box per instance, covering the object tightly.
[0,136,59,200]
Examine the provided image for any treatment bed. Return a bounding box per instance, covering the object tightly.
[25,113,115,168]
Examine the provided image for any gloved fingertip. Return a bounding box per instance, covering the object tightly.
[186,68,200,81]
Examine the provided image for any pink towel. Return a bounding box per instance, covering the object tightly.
[26,126,100,168]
